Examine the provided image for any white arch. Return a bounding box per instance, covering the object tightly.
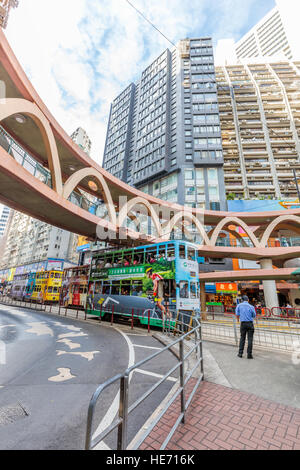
[161,211,210,245]
[210,217,260,247]
[261,215,300,247]
[118,197,162,237]
[63,167,117,226]
[0,98,63,195]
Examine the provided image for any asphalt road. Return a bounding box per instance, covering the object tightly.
[0,304,178,450]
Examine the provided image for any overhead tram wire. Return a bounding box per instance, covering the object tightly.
[125,0,239,96]
[124,0,178,50]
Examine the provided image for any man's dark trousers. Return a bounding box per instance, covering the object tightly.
[239,321,254,356]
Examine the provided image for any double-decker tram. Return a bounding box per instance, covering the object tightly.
[31,270,63,303]
[86,241,201,328]
[10,273,30,301]
[61,265,89,308]
[24,272,37,301]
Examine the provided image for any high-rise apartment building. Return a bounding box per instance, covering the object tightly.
[216,2,299,66]
[235,6,293,61]
[216,59,300,199]
[0,205,10,238]
[103,38,227,211]
[0,212,79,270]
[71,127,92,156]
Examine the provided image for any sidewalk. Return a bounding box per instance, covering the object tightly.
[140,341,300,450]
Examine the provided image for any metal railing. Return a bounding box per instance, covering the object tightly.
[0,294,88,321]
[0,125,103,215]
[201,311,300,352]
[85,318,203,451]
[0,125,52,187]
[215,236,300,248]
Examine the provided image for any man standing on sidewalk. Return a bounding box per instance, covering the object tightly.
[236,295,256,359]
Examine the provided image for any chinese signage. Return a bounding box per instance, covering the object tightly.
[216,283,238,294]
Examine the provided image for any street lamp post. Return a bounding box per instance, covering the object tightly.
[292,169,300,202]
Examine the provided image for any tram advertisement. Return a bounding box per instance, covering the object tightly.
[88,258,176,320]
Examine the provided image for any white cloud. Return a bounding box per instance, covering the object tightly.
[5,0,268,164]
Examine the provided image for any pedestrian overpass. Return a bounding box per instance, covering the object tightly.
[0,29,299,308]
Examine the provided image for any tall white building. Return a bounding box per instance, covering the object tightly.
[0,205,10,238]
[0,212,79,270]
[71,127,92,156]
[216,1,300,65]
[235,5,292,61]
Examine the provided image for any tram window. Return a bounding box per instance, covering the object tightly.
[88,283,94,294]
[103,283,110,295]
[131,281,143,296]
[104,258,113,268]
[111,282,120,295]
[121,283,130,296]
[179,281,189,299]
[190,282,197,299]
[123,255,131,267]
[94,282,102,294]
[188,247,196,261]
[55,272,61,279]
[146,247,157,263]
[96,257,105,269]
[158,246,167,260]
[133,250,144,265]
[53,287,58,293]
[179,245,186,259]
[48,287,53,293]
[167,244,175,260]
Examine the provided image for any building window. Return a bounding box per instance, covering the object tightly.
[185,169,194,180]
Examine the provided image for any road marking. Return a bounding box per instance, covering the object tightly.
[132,344,163,351]
[126,333,148,337]
[56,338,81,350]
[26,322,54,337]
[57,332,87,339]
[92,327,135,451]
[134,368,177,382]
[52,322,82,332]
[56,350,100,361]
[5,309,28,318]
[48,368,76,382]
[0,325,15,329]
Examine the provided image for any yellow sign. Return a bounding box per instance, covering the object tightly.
[77,236,89,248]
[7,268,16,282]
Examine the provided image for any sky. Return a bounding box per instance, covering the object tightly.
[4,0,277,168]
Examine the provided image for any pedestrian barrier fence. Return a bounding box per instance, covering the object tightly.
[85,318,203,451]
[202,311,300,352]
[271,307,300,319]
[0,295,299,353]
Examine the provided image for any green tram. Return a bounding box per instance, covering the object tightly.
[86,241,202,328]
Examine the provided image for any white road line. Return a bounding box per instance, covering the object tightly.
[126,333,148,337]
[48,368,76,382]
[92,327,136,451]
[132,344,163,351]
[134,368,177,382]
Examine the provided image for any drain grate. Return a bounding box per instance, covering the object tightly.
[0,403,28,426]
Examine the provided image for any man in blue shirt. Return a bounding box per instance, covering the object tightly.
[236,295,256,359]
